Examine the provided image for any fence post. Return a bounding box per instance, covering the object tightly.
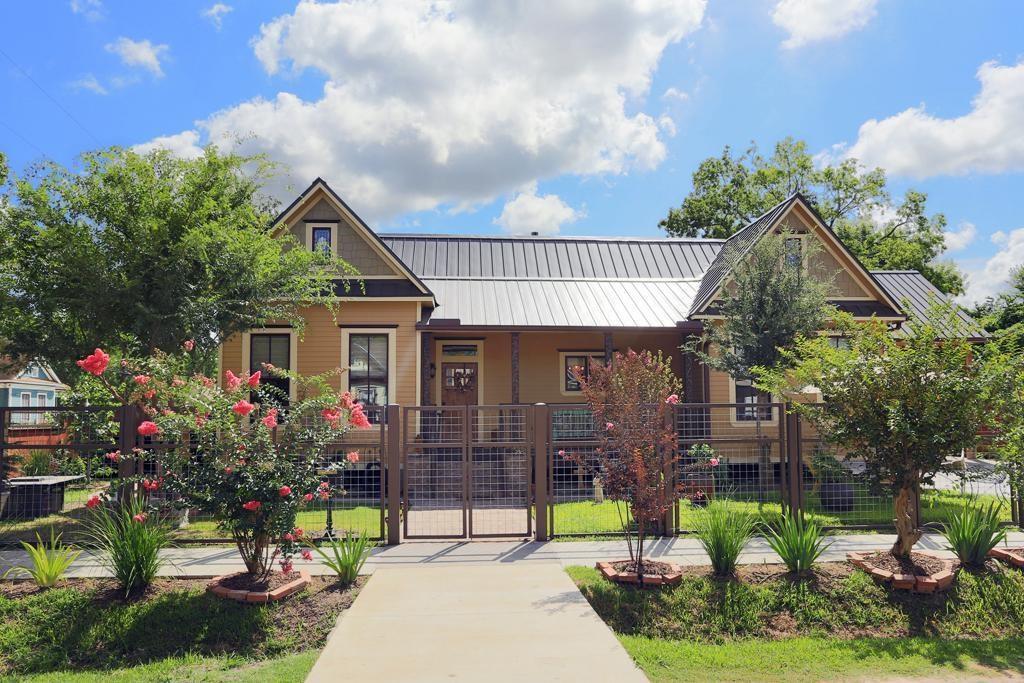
[662,404,676,537]
[533,403,549,542]
[116,404,140,502]
[784,406,803,521]
[386,404,402,546]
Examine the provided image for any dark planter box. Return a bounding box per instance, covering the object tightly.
[819,481,855,513]
[3,475,83,520]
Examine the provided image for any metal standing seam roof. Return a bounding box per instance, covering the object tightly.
[872,271,988,338]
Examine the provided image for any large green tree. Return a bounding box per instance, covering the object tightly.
[660,138,964,294]
[0,146,349,376]
[969,266,1024,342]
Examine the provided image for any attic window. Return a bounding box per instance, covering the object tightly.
[785,237,802,268]
[312,227,332,254]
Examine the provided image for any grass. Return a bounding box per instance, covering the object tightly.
[622,636,1024,682]
[550,489,1013,537]
[14,651,318,682]
[571,564,1024,681]
[567,565,1024,640]
[0,576,361,677]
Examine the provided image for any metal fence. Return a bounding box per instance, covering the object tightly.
[1,402,1020,545]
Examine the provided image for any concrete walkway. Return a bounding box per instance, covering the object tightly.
[305,563,647,683]
[2,531,1022,578]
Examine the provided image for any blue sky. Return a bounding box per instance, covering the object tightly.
[3,1,1023,303]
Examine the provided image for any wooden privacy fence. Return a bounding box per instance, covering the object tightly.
[1,403,1020,545]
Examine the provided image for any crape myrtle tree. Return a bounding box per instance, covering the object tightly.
[0,146,352,377]
[758,305,989,559]
[659,137,964,295]
[565,349,714,582]
[979,334,1024,519]
[75,343,372,580]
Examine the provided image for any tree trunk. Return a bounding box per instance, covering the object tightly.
[636,525,645,586]
[891,487,922,558]
[237,532,272,580]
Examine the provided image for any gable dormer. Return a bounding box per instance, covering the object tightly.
[271,178,432,297]
[689,194,905,321]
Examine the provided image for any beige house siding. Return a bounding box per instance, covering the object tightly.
[220,301,420,406]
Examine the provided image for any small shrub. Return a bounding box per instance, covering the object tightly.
[82,496,170,594]
[695,501,755,577]
[56,452,85,477]
[941,499,1007,567]
[20,450,55,476]
[311,531,373,584]
[762,514,831,575]
[2,529,80,588]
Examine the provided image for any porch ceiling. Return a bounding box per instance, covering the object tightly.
[422,278,701,328]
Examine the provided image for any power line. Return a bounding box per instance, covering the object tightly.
[0,118,48,157]
[0,46,101,146]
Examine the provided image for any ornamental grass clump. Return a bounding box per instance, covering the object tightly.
[2,528,80,588]
[75,343,372,582]
[82,495,170,594]
[311,531,373,585]
[941,499,1008,568]
[762,514,831,575]
[695,501,755,577]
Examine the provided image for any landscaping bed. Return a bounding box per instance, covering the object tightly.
[0,575,365,677]
[569,561,1024,641]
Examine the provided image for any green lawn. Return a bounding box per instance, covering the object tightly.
[569,564,1024,681]
[14,651,317,683]
[550,488,1013,536]
[622,636,1024,682]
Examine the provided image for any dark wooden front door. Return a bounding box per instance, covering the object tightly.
[441,362,478,406]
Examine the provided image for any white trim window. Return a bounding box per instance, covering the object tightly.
[341,328,397,421]
[731,378,775,424]
[306,223,338,256]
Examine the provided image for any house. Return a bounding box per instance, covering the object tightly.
[0,360,68,427]
[219,178,979,427]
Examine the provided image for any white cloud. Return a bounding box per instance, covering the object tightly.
[70,74,107,95]
[494,184,583,235]
[772,0,877,49]
[70,0,102,21]
[132,131,204,160]
[943,222,977,253]
[662,87,689,101]
[961,228,1024,303]
[202,3,233,30]
[105,37,169,78]
[845,60,1024,178]
[142,0,705,220]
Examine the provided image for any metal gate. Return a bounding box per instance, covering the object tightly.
[401,405,532,539]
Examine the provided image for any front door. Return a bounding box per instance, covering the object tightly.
[441,362,478,406]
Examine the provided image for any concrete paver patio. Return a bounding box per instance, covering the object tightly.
[305,563,647,683]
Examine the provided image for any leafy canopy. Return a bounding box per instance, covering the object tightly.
[0,146,351,376]
[693,231,834,380]
[660,137,964,294]
[969,265,1024,343]
[758,305,989,557]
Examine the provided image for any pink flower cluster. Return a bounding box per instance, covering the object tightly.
[76,349,110,376]
[137,421,160,436]
[242,500,262,512]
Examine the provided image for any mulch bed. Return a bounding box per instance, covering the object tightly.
[861,551,948,577]
[848,551,957,593]
[989,547,1024,568]
[219,571,298,593]
[610,559,679,576]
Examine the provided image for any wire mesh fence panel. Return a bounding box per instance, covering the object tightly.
[674,403,786,532]
[0,406,121,543]
[402,406,467,538]
[798,438,893,528]
[547,406,628,536]
[468,406,531,537]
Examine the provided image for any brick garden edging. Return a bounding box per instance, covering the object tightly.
[207,570,311,603]
[596,560,683,586]
[847,552,956,593]
[988,547,1024,568]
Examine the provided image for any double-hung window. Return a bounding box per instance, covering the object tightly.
[249,333,291,403]
[561,352,604,394]
[734,378,773,422]
[348,334,389,413]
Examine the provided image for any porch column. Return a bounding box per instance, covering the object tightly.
[511,332,520,404]
[420,332,433,405]
[603,332,613,364]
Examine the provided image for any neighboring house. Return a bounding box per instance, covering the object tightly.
[218,179,982,428]
[0,360,68,426]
